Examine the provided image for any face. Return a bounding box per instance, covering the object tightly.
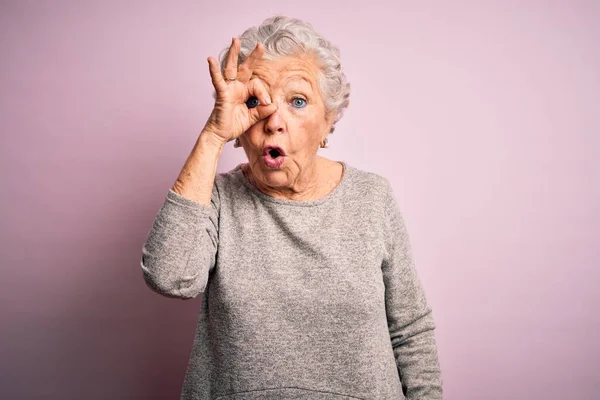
[239,53,333,193]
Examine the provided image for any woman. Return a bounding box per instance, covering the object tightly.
[141,16,442,400]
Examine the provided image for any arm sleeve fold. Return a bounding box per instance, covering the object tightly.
[140,183,220,299]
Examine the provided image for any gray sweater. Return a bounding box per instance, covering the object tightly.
[141,162,442,399]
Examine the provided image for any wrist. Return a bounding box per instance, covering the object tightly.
[199,131,228,151]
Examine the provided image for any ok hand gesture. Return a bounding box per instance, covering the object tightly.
[203,38,277,145]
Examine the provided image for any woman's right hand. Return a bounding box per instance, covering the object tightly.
[203,38,277,145]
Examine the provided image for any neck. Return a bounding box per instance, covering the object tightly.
[243,158,328,201]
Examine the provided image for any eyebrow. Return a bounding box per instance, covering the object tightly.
[249,71,316,91]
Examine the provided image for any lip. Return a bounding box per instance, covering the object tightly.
[261,155,285,168]
[260,145,286,169]
[262,145,287,157]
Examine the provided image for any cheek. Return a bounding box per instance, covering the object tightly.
[287,116,317,148]
[240,129,261,158]
[296,108,326,138]
[243,124,263,145]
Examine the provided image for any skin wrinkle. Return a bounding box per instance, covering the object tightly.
[239,54,342,202]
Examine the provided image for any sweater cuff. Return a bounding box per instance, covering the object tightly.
[166,188,214,214]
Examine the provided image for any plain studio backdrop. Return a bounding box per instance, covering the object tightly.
[1,1,598,399]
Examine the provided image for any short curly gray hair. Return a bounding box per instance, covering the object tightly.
[219,15,351,133]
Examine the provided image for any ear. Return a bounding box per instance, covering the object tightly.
[324,110,336,134]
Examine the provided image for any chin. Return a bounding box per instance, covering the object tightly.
[258,168,289,186]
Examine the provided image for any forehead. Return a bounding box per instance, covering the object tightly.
[250,54,320,91]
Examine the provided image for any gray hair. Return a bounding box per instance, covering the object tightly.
[219,16,350,133]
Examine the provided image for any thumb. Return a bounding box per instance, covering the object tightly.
[250,103,278,124]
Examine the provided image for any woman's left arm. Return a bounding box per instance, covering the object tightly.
[381,179,443,399]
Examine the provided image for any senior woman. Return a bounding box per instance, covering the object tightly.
[141,16,442,400]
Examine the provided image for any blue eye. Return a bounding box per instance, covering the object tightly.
[292,97,307,108]
[246,96,260,109]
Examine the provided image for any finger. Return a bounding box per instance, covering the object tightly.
[223,37,239,81]
[247,78,271,106]
[236,64,251,84]
[237,42,265,82]
[207,57,227,93]
[249,103,278,124]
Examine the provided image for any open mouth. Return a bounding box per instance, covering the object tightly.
[262,145,286,168]
[268,148,282,158]
[263,145,286,158]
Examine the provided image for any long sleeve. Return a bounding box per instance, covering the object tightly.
[381,180,443,399]
[140,181,220,299]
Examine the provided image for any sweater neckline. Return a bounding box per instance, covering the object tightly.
[232,161,350,207]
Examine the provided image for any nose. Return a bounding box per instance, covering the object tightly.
[264,109,286,135]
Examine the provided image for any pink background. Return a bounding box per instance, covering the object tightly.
[1,1,598,399]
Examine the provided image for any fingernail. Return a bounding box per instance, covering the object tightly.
[265,96,271,105]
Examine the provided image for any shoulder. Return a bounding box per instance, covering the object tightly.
[344,164,394,200]
[211,163,259,206]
